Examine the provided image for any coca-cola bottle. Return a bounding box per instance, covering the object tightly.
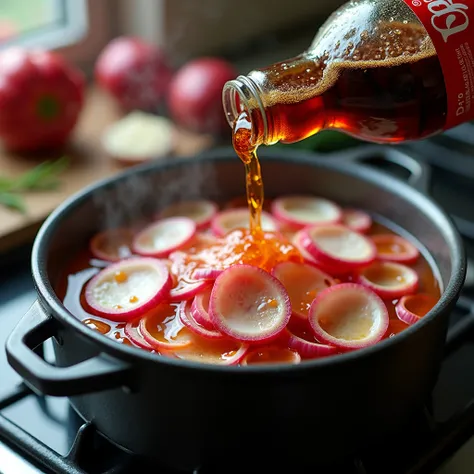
[222,0,474,146]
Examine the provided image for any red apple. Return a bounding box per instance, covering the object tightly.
[0,48,84,152]
[167,57,237,135]
[95,36,172,111]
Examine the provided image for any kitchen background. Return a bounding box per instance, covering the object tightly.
[0,0,356,254]
[1,1,474,473]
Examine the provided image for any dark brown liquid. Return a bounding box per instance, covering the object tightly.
[232,23,447,232]
[257,22,446,144]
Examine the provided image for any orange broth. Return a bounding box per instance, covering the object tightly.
[55,196,441,365]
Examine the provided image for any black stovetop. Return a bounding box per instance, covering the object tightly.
[1,123,474,474]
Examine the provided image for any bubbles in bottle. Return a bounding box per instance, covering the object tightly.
[253,20,436,108]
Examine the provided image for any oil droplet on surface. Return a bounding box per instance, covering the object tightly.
[83,318,111,335]
[114,271,128,283]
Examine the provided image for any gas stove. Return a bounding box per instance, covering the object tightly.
[1,128,474,474]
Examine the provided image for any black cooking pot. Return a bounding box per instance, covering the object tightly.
[5,145,466,473]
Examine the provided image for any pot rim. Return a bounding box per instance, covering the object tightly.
[31,145,466,374]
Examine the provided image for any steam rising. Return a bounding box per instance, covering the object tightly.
[92,159,218,231]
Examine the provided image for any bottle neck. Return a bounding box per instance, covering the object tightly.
[223,75,277,148]
[223,55,328,147]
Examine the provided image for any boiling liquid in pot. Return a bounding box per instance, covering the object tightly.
[56,202,441,365]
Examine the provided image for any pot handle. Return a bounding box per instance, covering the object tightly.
[5,301,133,397]
[335,145,431,194]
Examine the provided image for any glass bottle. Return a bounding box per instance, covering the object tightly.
[222,0,474,148]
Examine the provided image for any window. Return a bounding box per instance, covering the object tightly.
[0,0,88,51]
[0,0,120,75]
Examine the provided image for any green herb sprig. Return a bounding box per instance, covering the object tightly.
[0,156,69,213]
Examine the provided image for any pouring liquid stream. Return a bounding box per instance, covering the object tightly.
[232,111,264,235]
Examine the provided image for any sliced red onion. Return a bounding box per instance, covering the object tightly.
[371,234,420,264]
[272,261,335,322]
[172,336,249,365]
[84,257,171,321]
[287,331,338,358]
[341,208,372,233]
[292,230,319,264]
[357,261,419,299]
[210,208,279,237]
[140,303,194,351]
[159,199,218,229]
[167,252,209,302]
[179,300,224,340]
[241,346,301,365]
[169,279,209,302]
[132,217,196,258]
[271,195,342,229]
[395,293,438,325]
[292,230,351,277]
[192,267,224,281]
[125,319,154,350]
[89,228,134,262]
[308,283,389,350]
[300,224,376,270]
[190,286,215,330]
[209,264,291,343]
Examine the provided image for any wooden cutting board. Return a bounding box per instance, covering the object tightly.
[0,87,215,254]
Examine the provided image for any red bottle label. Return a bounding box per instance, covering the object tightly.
[404,0,474,129]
